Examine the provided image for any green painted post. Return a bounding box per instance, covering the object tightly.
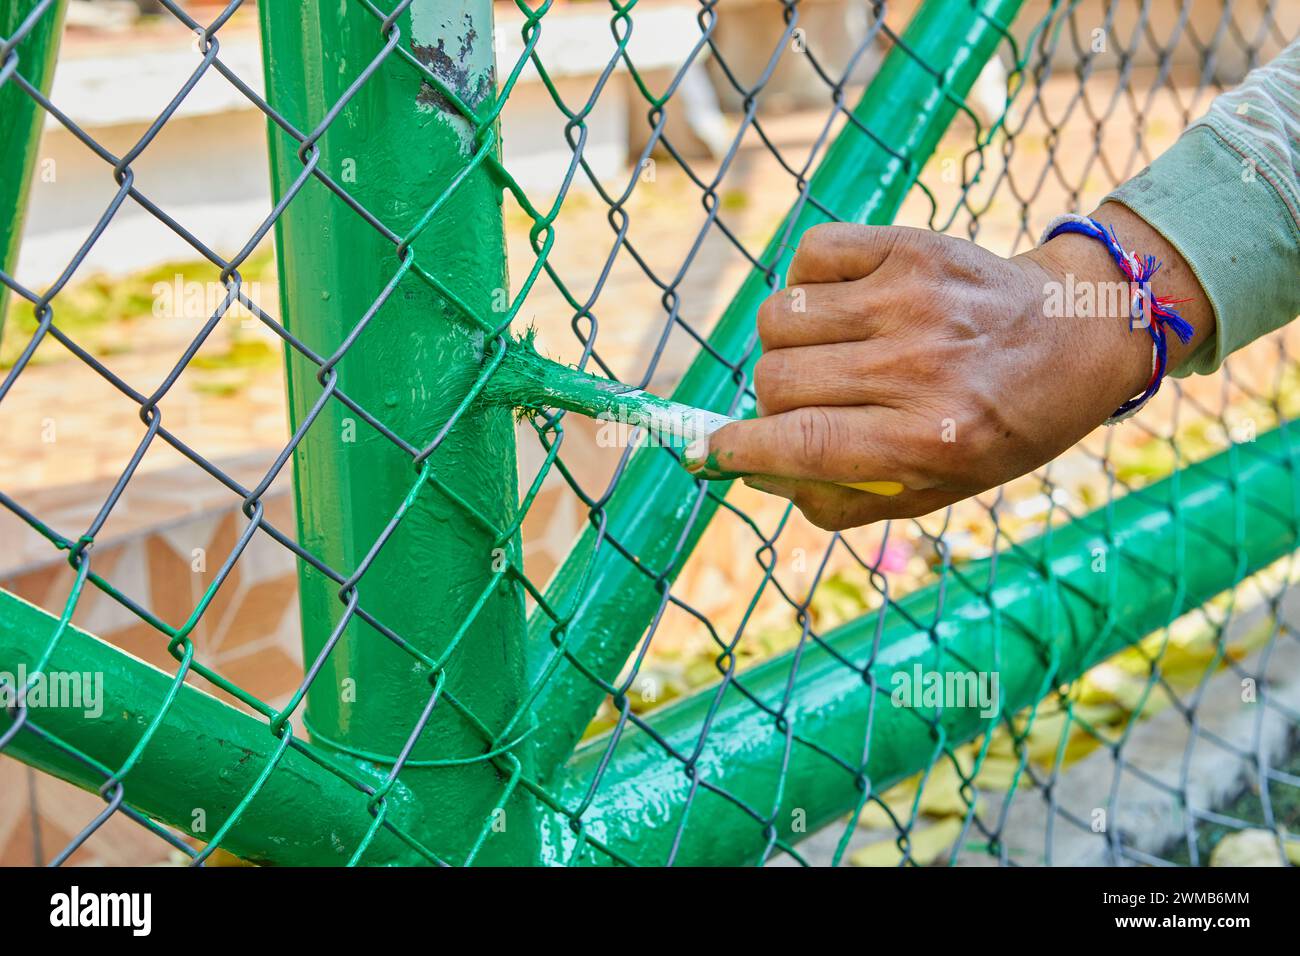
[0,0,67,351]
[528,0,1028,777]
[257,1,538,864]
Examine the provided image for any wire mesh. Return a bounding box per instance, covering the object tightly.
[1,0,1298,866]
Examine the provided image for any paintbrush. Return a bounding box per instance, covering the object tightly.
[481,340,903,497]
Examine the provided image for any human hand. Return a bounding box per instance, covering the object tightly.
[682,204,1213,530]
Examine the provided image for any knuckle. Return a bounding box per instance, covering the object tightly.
[871,225,915,261]
[885,414,951,491]
[899,341,947,381]
[893,455,940,494]
[752,350,788,404]
[865,285,914,335]
[800,222,840,255]
[792,406,836,472]
[791,223,852,276]
[961,399,1004,459]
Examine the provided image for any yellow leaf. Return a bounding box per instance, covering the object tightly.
[1209,829,1285,867]
[916,755,980,818]
[854,784,918,830]
[850,817,965,867]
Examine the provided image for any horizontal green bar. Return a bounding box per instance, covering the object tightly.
[546,424,1300,865]
[0,590,429,865]
[527,0,1027,777]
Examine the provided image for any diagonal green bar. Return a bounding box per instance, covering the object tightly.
[0,589,430,865]
[528,0,1027,777]
[543,424,1300,865]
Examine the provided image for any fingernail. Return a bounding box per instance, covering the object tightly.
[683,435,710,472]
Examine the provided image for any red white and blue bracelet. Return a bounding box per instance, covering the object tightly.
[1040,213,1194,424]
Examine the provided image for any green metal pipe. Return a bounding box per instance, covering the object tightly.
[0,0,67,350]
[544,426,1300,865]
[528,0,1027,777]
[258,1,537,863]
[483,338,734,446]
[0,589,428,865]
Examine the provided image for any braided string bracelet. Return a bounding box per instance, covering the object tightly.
[1039,213,1194,423]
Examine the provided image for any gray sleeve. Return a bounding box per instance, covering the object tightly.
[1105,38,1300,376]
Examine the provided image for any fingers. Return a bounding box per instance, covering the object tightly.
[756,280,882,351]
[684,405,918,487]
[702,223,977,532]
[742,475,955,531]
[751,342,897,414]
[761,224,934,349]
[786,223,910,286]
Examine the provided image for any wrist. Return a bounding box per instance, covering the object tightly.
[1016,239,1155,411]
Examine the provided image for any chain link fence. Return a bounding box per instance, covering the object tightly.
[1,0,1298,866]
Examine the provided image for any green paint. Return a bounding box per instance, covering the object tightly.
[485,339,734,450]
[258,0,537,864]
[545,423,1300,865]
[681,450,743,481]
[0,588,428,865]
[526,0,1029,778]
[0,0,68,352]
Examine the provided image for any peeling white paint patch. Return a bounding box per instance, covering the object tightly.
[436,109,478,158]
[408,0,494,158]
